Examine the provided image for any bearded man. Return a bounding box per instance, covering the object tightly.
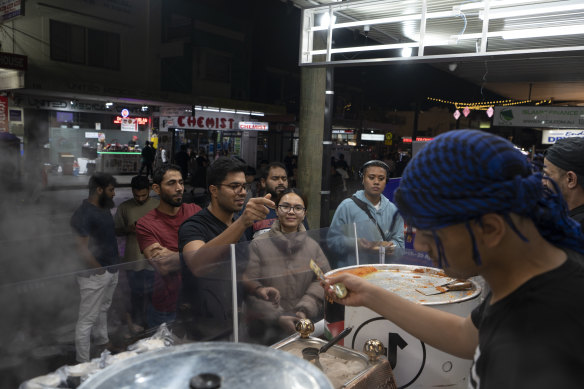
[135,164,201,329]
[70,173,119,362]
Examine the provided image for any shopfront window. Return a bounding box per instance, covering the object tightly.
[48,111,148,174]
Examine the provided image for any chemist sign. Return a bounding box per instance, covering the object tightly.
[238,121,268,131]
[161,112,249,131]
[541,129,584,144]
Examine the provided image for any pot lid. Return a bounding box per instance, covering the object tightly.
[80,342,333,389]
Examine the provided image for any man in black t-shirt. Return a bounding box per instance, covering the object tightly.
[70,173,119,362]
[323,130,584,389]
[175,157,274,340]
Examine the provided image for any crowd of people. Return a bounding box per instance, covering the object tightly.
[69,133,584,388]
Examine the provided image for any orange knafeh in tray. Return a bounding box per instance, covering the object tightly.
[334,266,379,277]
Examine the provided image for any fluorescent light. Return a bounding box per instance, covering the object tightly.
[105,102,113,108]
[480,2,584,20]
[402,47,412,57]
[458,0,541,12]
[320,12,336,28]
[251,111,264,116]
[221,109,236,114]
[502,25,584,40]
[202,106,220,112]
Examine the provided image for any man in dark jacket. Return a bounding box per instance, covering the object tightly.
[543,137,584,229]
[139,141,155,178]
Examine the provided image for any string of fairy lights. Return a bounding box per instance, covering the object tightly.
[427,97,552,111]
[427,97,552,119]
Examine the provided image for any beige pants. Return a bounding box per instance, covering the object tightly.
[75,271,118,362]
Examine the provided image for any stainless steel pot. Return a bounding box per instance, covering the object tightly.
[80,342,333,389]
[324,264,482,389]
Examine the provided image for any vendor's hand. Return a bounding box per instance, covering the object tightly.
[278,315,300,333]
[322,273,371,307]
[239,194,275,227]
[295,311,307,319]
[256,286,280,305]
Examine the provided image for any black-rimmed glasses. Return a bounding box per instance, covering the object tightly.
[217,183,246,193]
[277,204,306,214]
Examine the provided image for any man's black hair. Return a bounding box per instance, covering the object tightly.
[152,164,182,185]
[131,175,150,190]
[260,161,287,179]
[88,173,117,195]
[207,157,246,188]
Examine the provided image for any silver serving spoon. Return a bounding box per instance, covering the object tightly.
[301,326,353,370]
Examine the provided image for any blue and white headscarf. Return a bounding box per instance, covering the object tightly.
[394,129,584,267]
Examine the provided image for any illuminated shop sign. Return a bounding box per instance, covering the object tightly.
[361,133,385,141]
[176,116,235,130]
[120,118,138,132]
[114,116,149,125]
[161,113,250,131]
[542,129,584,145]
[238,122,268,131]
[494,106,584,128]
[402,137,434,143]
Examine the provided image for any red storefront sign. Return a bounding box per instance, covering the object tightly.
[177,115,236,130]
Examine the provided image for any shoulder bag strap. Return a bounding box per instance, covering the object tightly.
[351,196,388,241]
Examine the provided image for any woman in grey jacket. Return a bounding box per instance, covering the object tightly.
[244,188,331,344]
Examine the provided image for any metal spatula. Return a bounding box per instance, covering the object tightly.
[416,280,473,295]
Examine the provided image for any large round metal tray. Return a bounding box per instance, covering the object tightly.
[80,342,333,389]
[326,264,481,305]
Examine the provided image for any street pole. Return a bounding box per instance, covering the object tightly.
[320,68,334,228]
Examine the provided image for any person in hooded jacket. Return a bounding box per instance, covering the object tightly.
[327,160,405,268]
[243,188,331,344]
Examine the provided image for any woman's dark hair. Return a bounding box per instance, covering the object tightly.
[276,188,308,210]
[207,157,246,188]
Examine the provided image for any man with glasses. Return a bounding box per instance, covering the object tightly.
[176,157,275,339]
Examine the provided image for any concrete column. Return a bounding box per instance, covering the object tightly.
[297,66,326,229]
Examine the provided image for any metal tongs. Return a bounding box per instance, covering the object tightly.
[309,259,347,299]
[416,279,473,296]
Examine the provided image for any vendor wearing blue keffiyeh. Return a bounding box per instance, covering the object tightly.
[323,130,584,389]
